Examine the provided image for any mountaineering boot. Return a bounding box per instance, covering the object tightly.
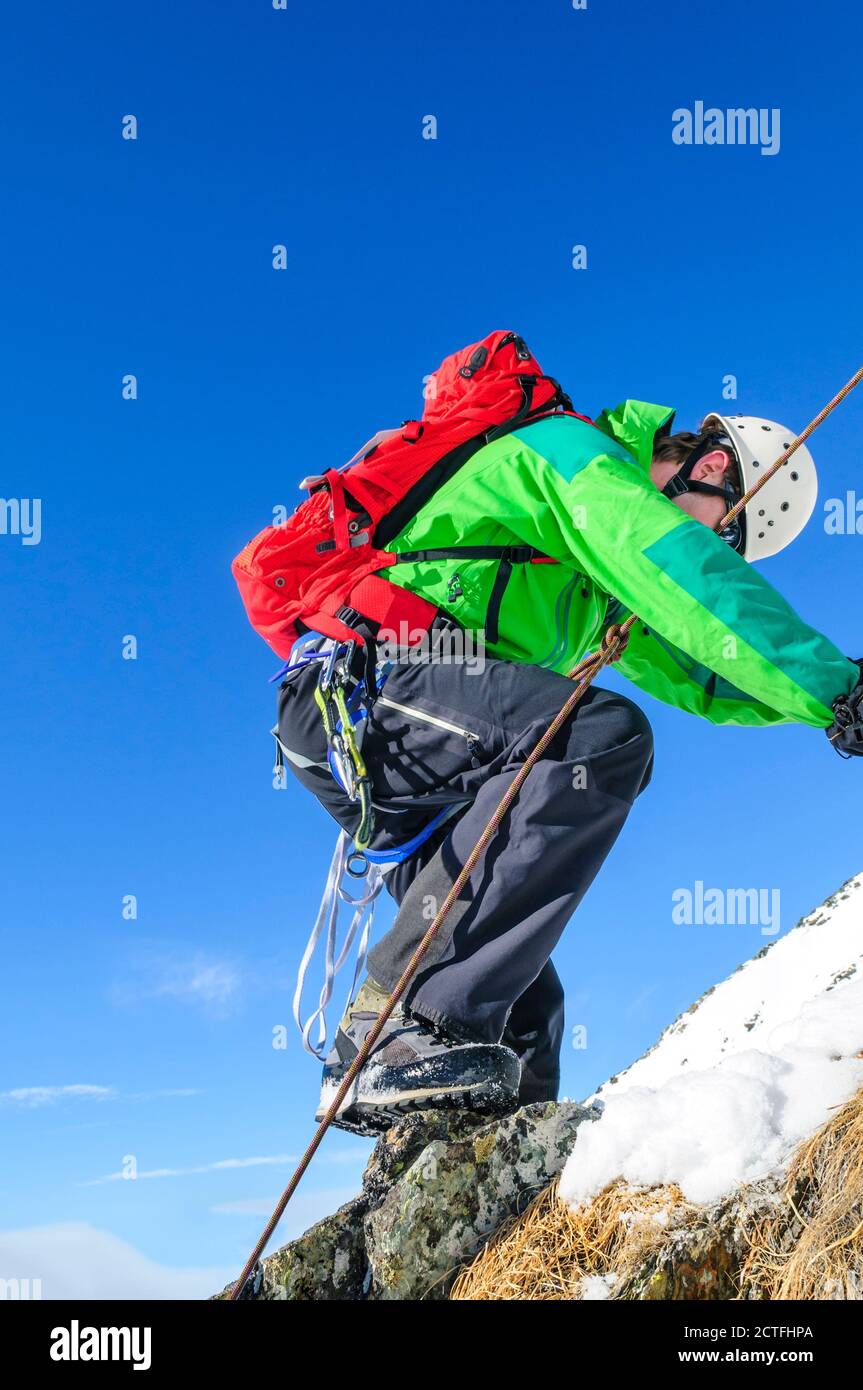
[315,978,521,1136]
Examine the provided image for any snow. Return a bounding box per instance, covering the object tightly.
[577,1273,618,1300]
[561,875,863,1210]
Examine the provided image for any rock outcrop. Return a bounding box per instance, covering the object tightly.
[217,873,863,1301]
[219,1102,596,1301]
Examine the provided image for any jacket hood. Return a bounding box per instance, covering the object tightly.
[593,400,677,471]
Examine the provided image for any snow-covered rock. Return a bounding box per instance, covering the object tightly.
[561,874,863,1210]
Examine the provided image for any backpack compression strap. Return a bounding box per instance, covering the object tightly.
[389,545,553,565]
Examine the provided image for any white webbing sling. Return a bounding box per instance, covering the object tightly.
[292,831,384,1058]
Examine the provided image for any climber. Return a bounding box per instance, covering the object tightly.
[234,336,863,1136]
[268,396,860,1135]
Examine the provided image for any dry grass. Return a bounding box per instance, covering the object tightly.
[451,1086,863,1302]
[450,1178,695,1301]
[742,1088,863,1299]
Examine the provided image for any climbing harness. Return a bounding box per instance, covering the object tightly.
[278,626,469,1055]
[272,631,385,848]
[229,362,863,1300]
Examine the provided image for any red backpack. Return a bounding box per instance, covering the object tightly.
[232,331,582,658]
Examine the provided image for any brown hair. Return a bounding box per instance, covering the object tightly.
[653,425,742,493]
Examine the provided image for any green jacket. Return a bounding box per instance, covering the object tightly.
[382,401,857,728]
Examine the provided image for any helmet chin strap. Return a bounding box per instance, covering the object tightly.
[661,431,738,505]
[663,474,732,502]
[661,430,744,552]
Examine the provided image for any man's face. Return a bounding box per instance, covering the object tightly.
[649,448,733,530]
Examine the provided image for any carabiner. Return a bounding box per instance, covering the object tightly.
[345,850,370,878]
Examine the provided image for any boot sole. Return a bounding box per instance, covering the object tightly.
[315,1079,517,1138]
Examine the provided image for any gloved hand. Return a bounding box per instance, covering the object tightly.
[827,660,863,758]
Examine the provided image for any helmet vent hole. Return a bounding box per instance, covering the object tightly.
[753,460,760,468]
[781,502,790,512]
[758,509,765,516]
[790,471,799,481]
[758,531,765,539]
[761,425,771,431]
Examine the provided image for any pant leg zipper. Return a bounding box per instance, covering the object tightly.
[376,694,482,763]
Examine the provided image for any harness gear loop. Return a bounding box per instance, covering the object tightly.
[229,362,863,1299]
[313,639,376,851]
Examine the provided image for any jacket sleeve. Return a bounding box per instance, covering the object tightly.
[600,598,793,727]
[532,443,858,728]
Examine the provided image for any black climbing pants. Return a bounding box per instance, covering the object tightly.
[277,636,654,1102]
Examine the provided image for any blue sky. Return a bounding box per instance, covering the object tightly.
[1,0,861,1296]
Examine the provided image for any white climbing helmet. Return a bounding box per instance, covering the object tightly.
[702,413,818,563]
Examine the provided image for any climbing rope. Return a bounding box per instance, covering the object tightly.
[228,363,863,1299]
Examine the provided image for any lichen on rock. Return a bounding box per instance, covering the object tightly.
[218,1101,596,1301]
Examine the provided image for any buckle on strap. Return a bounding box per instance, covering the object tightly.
[662,472,691,499]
